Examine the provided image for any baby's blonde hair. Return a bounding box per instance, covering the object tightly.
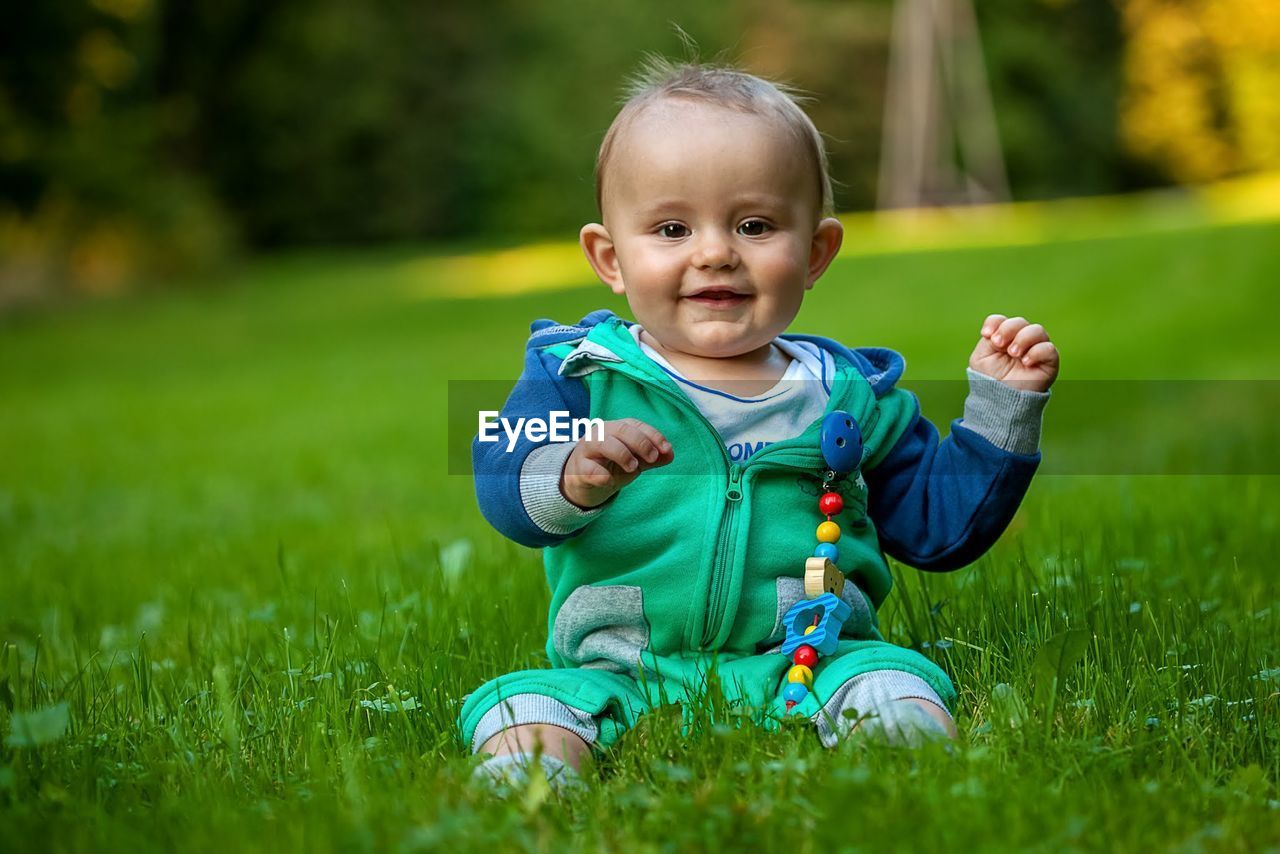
[594,54,835,223]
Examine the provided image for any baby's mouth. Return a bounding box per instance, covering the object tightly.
[685,289,750,309]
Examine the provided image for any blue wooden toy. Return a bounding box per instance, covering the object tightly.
[780,592,851,658]
[820,411,863,474]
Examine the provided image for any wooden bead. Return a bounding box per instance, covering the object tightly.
[788,665,814,687]
[793,645,818,668]
[814,543,838,563]
[816,521,840,543]
[805,556,844,599]
[783,682,808,704]
[819,492,843,516]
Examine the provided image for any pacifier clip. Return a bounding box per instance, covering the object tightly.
[781,411,863,712]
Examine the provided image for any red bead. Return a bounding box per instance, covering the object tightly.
[819,492,844,516]
[793,645,818,668]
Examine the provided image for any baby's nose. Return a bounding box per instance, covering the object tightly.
[692,230,739,269]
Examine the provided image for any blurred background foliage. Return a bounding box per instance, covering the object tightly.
[1,0,1277,303]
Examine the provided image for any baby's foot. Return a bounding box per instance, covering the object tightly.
[849,699,950,748]
[471,752,587,797]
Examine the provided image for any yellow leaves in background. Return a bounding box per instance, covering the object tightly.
[1122,0,1280,182]
[79,30,138,90]
[68,29,138,122]
[0,200,140,303]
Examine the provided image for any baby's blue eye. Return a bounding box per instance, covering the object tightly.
[659,223,689,239]
[738,220,771,236]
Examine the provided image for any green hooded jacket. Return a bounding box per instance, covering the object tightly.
[537,315,917,674]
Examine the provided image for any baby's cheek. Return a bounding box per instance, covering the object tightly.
[757,258,810,317]
[760,245,809,285]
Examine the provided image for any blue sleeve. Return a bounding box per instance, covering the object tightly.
[863,400,1040,572]
[471,346,591,549]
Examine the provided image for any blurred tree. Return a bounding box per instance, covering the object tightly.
[974,0,1158,200]
[1121,0,1280,182]
[0,0,245,300]
[203,1,734,245]
[740,0,894,213]
[877,0,1010,209]
[3,0,1264,303]
[738,0,1156,207]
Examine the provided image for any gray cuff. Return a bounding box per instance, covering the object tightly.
[519,442,606,536]
[812,670,950,748]
[960,368,1050,456]
[471,693,600,753]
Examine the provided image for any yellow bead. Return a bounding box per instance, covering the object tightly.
[816,521,841,543]
[803,625,817,636]
[787,665,814,687]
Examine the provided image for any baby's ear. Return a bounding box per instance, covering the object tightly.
[806,217,844,288]
[580,224,625,295]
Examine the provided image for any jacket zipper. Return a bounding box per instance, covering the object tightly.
[580,366,738,649]
[585,349,860,649]
[702,463,744,649]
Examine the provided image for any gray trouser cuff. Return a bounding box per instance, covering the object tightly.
[813,670,951,748]
[470,692,600,754]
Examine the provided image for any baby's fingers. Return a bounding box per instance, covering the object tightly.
[991,316,1029,349]
[1019,340,1059,369]
[1006,323,1047,358]
[981,314,1007,338]
[594,434,643,474]
[614,418,670,465]
[569,456,617,489]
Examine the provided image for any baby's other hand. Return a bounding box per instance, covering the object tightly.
[561,418,674,509]
[969,314,1059,392]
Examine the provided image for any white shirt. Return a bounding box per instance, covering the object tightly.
[630,325,834,462]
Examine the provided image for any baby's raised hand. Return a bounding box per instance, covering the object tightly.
[969,314,1060,392]
[561,418,674,509]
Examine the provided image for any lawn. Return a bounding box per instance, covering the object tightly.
[1,215,1278,851]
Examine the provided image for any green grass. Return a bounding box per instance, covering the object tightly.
[1,218,1279,851]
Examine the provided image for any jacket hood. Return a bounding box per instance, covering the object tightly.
[528,310,904,397]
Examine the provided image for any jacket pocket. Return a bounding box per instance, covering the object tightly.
[552,584,650,673]
[757,575,875,653]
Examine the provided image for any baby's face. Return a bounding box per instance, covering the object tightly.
[583,99,840,361]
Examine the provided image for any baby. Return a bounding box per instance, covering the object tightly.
[463,58,1058,794]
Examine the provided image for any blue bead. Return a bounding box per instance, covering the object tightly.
[820,410,863,474]
[783,682,809,704]
[814,543,839,563]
